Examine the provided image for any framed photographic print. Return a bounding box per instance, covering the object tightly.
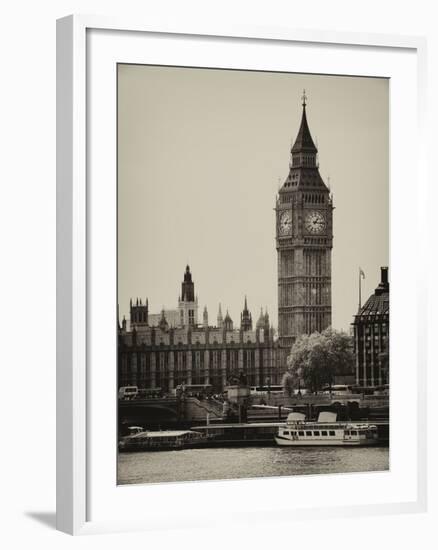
[57,15,427,535]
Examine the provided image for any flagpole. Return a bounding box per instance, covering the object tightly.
[358,267,362,311]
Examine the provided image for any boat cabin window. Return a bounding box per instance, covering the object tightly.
[284,431,290,435]
[298,431,304,436]
[313,431,320,436]
[321,431,327,436]
[351,430,358,435]
[305,431,312,436]
[329,431,335,436]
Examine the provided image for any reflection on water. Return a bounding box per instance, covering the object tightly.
[118,446,389,485]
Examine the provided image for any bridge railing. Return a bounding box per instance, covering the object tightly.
[250,393,389,407]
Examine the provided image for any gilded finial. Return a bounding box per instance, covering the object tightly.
[301,89,307,107]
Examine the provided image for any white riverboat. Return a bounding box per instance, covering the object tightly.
[275,412,379,447]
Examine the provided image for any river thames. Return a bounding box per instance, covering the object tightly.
[118,446,389,485]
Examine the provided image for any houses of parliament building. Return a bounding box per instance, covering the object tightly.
[118,94,334,393]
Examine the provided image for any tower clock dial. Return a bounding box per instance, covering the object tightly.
[279,211,292,235]
[305,211,326,234]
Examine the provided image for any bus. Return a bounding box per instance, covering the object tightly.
[321,385,352,396]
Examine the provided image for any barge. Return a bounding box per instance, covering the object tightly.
[119,429,207,452]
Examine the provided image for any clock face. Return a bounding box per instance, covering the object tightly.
[279,210,292,235]
[305,211,326,234]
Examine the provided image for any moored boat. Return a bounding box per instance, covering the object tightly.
[119,429,207,452]
[275,411,379,447]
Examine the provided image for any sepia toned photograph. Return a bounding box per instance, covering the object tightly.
[116,64,389,485]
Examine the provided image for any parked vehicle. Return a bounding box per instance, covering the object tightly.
[118,386,138,400]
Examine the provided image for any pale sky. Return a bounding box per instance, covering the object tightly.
[118,65,389,332]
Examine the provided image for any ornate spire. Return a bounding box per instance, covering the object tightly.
[280,92,330,192]
[240,295,253,331]
[217,303,223,328]
[291,91,317,154]
[256,307,265,329]
[223,309,233,332]
[159,308,169,331]
[264,308,270,329]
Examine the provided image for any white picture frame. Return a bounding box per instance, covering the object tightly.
[56,15,427,535]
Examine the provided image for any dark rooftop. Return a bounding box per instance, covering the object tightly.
[356,267,389,319]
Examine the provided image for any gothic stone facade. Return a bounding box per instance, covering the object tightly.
[118,272,280,393]
[118,327,281,393]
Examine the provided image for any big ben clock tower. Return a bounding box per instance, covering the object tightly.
[276,92,333,350]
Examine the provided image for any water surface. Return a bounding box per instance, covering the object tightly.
[118,446,389,485]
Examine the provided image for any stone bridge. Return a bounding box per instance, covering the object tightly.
[118,397,223,428]
[118,394,388,429]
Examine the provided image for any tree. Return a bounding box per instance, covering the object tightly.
[281,371,295,397]
[286,328,354,393]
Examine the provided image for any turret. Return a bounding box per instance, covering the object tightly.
[256,307,265,330]
[178,265,198,327]
[217,303,223,328]
[256,307,269,342]
[264,308,270,330]
[223,310,233,332]
[240,295,253,331]
[130,296,149,328]
[181,265,195,302]
[203,306,208,328]
[158,308,169,331]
